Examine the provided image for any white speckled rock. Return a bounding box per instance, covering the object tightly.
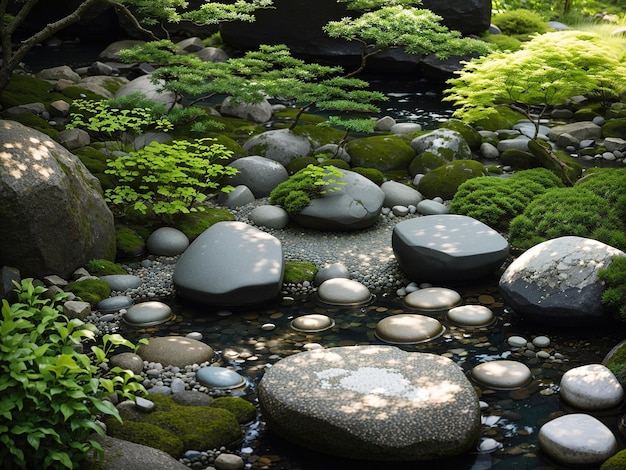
[538,413,617,466]
[559,364,624,410]
[375,314,444,344]
[258,345,481,461]
[471,360,532,390]
[317,278,371,306]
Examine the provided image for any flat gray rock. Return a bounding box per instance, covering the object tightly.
[392,214,509,282]
[258,345,480,461]
[137,336,215,368]
[381,181,423,208]
[499,236,625,326]
[292,169,384,231]
[173,221,283,306]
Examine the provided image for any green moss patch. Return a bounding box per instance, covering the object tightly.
[417,160,488,200]
[284,260,318,284]
[115,225,146,259]
[0,74,65,109]
[345,135,415,173]
[351,167,385,186]
[409,151,447,177]
[292,123,345,148]
[174,208,235,241]
[65,278,112,307]
[85,259,127,276]
[439,119,481,150]
[210,397,257,424]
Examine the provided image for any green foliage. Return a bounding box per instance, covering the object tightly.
[0,279,145,469]
[597,256,626,322]
[449,168,563,232]
[284,261,319,284]
[85,259,128,276]
[601,448,626,470]
[65,279,112,307]
[492,9,549,38]
[270,165,346,215]
[445,31,626,126]
[104,138,237,221]
[482,33,522,52]
[67,99,173,146]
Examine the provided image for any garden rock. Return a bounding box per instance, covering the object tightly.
[0,120,115,279]
[314,262,350,285]
[195,47,229,63]
[392,214,509,282]
[390,122,422,135]
[249,205,290,229]
[2,102,47,119]
[548,121,602,142]
[415,199,449,215]
[115,74,177,108]
[258,345,481,461]
[173,221,284,306]
[220,96,273,124]
[216,185,255,209]
[417,160,488,200]
[99,40,146,61]
[36,65,80,83]
[147,227,189,256]
[497,136,530,153]
[344,135,416,172]
[480,142,499,160]
[57,128,90,149]
[228,156,289,197]
[242,129,312,167]
[291,169,384,231]
[559,364,624,411]
[137,336,215,368]
[499,236,625,326]
[381,181,423,208]
[410,129,472,162]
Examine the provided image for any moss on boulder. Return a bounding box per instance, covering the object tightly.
[345,135,415,172]
[85,259,127,276]
[292,123,345,148]
[287,156,318,175]
[499,148,538,170]
[474,107,525,132]
[284,260,318,284]
[602,118,626,138]
[0,74,65,109]
[417,160,488,200]
[600,448,626,470]
[174,208,235,241]
[439,119,481,150]
[105,420,184,458]
[351,167,385,186]
[408,151,447,177]
[115,225,146,259]
[65,278,112,307]
[211,397,257,424]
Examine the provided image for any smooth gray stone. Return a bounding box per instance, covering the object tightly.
[250,205,290,229]
[98,295,133,313]
[216,185,255,209]
[196,367,246,389]
[100,274,142,291]
[228,155,289,198]
[381,181,423,208]
[146,226,189,256]
[124,301,173,327]
[137,336,215,368]
[314,263,350,285]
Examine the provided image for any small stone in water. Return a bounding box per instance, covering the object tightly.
[533,336,550,348]
[261,323,276,331]
[478,438,502,453]
[507,335,528,348]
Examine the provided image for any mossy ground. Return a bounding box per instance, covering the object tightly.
[65,278,112,307]
[283,260,318,284]
[174,208,235,241]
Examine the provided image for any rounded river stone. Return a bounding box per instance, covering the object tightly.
[196,367,246,390]
[146,226,189,256]
[404,287,461,313]
[559,364,624,411]
[137,336,215,368]
[97,295,133,313]
[446,305,494,328]
[375,314,444,344]
[258,345,481,461]
[123,301,173,327]
[100,274,142,291]
[317,278,371,306]
[291,314,335,333]
[471,360,532,390]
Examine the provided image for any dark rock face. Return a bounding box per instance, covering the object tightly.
[0,120,116,279]
[220,0,491,72]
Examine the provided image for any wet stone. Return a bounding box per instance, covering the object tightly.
[316,278,372,306]
[507,336,528,348]
[404,287,461,313]
[446,305,494,328]
[100,274,142,291]
[559,364,624,410]
[290,314,335,333]
[123,301,174,327]
[375,314,444,344]
[97,295,133,313]
[471,360,533,390]
[196,366,246,390]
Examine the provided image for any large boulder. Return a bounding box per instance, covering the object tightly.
[242,129,312,167]
[220,0,491,73]
[410,129,473,162]
[392,214,509,282]
[0,120,115,279]
[258,345,481,461]
[291,169,384,231]
[499,236,625,326]
[344,135,415,172]
[172,221,283,306]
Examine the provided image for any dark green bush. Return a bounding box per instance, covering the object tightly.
[597,256,626,322]
[492,9,549,39]
[449,168,562,232]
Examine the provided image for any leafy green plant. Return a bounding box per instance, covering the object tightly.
[0,279,146,469]
[67,99,173,147]
[492,8,549,39]
[598,256,626,322]
[104,138,237,221]
[270,164,346,215]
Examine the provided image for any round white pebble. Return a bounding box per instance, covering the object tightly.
[404,287,461,313]
[471,360,532,390]
[375,314,444,344]
[446,305,494,328]
[507,335,528,348]
[532,336,551,348]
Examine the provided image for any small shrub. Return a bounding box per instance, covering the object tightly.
[492,9,549,39]
[482,33,522,52]
[0,279,145,469]
[597,256,626,322]
[104,139,238,222]
[270,165,345,215]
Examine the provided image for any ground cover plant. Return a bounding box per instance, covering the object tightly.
[0,279,146,469]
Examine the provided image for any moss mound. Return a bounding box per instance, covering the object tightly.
[10,112,60,140]
[601,449,626,470]
[0,74,65,109]
[449,168,563,232]
[475,107,525,132]
[417,160,488,200]
[210,397,257,424]
[409,151,447,177]
[492,8,549,39]
[174,208,235,241]
[345,135,415,172]
[105,419,184,457]
[65,278,112,307]
[115,225,146,259]
[292,123,344,148]
[351,167,385,186]
[482,33,522,52]
[85,259,127,276]
[287,156,318,175]
[499,148,538,170]
[284,260,318,284]
[602,118,626,138]
[598,256,626,323]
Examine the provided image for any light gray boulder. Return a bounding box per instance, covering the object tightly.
[381,180,423,208]
[314,262,350,285]
[410,129,472,161]
[242,129,312,166]
[228,156,289,197]
[0,120,115,279]
[36,65,80,83]
[497,136,530,153]
[220,96,273,124]
[559,364,624,411]
[258,345,481,461]
[249,205,290,229]
[548,121,602,142]
[415,199,449,215]
[137,336,215,368]
[392,214,509,282]
[173,221,284,306]
[57,128,91,149]
[216,185,255,209]
[115,74,177,108]
[291,169,384,231]
[499,236,625,326]
[480,142,499,160]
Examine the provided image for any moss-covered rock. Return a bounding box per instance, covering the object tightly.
[273,109,327,125]
[320,158,350,170]
[474,107,525,132]
[600,447,626,469]
[210,397,257,424]
[351,167,385,186]
[105,420,184,458]
[499,148,538,170]
[604,339,626,388]
[345,135,415,172]
[291,123,345,148]
[115,225,146,259]
[574,108,601,121]
[61,85,108,101]
[408,152,447,177]
[65,278,112,307]
[85,259,127,276]
[174,208,235,241]
[73,146,109,175]
[527,139,582,184]
[439,119,482,150]
[602,118,626,138]
[10,112,60,140]
[417,160,488,200]
[287,156,318,175]
[0,74,65,109]
[205,134,247,162]
[284,260,318,284]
